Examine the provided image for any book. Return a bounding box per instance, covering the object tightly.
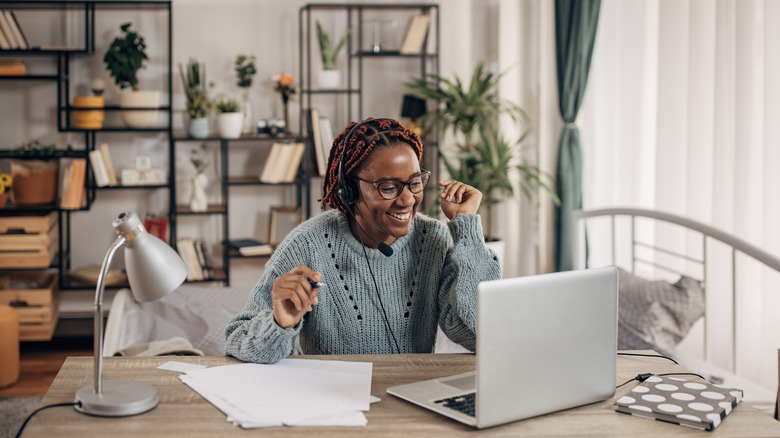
[318,116,335,172]
[399,15,430,55]
[0,25,11,50]
[193,239,212,280]
[88,149,109,187]
[69,264,127,286]
[259,142,283,183]
[0,60,25,75]
[0,12,18,49]
[283,142,306,182]
[4,11,27,50]
[614,375,742,431]
[227,238,273,256]
[98,143,117,186]
[176,238,203,281]
[308,108,325,177]
[63,158,86,209]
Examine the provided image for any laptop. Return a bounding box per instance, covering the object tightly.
[387,266,618,429]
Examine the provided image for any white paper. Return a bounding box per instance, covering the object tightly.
[158,360,208,373]
[181,358,373,428]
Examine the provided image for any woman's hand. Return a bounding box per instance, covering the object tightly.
[439,180,482,220]
[271,265,322,329]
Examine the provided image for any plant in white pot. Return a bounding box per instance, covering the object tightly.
[215,96,242,139]
[179,58,211,139]
[315,20,350,89]
[406,62,558,263]
[234,53,257,134]
[104,22,159,128]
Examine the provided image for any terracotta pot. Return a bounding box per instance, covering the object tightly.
[0,192,7,208]
[119,90,160,128]
[10,159,59,205]
[73,96,105,129]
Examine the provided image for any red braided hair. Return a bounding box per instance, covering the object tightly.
[321,117,424,215]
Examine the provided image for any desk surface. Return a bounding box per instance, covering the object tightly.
[23,353,780,437]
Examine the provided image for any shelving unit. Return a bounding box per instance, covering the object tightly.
[0,1,173,338]
[298,3,440,217]
[171,133,304,286]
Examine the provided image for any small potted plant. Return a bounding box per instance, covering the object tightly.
[103,22,159,128]
[179,58,211,139]
[215,96,242,139]
[10,140,59,206]
[0,171,12,208]
[234,53,257,134]
[315,20,350,89]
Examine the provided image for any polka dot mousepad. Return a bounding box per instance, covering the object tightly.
[614,375,743,431]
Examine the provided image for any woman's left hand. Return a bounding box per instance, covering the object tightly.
[439,180,482,220]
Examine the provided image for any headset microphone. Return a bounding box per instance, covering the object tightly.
[349,211,394,257]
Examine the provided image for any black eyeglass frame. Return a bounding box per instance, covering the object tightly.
[353,169,431,201]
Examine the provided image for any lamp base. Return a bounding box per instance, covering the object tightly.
[75,380,159,417]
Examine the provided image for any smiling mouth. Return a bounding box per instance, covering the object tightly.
[387,211,411,221]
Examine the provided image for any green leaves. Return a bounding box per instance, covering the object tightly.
[103,22,148,90]
[316,20,350,70]
[235,54,257,88]
[179,58,211,118]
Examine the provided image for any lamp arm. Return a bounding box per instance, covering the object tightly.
[93,234,126,394]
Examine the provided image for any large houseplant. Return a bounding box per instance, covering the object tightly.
[104,22,159,128]
[315,20,350,89]
[179,58,211,138]
[406,62,556,241]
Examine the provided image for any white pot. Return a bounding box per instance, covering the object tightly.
[484,239,505,275]
[317,70,340,89]
[119,90,160,128]
[217,112,243,139]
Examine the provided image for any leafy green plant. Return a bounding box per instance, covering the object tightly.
[215,97,239,113]
[103,22,148,91]
[234,54,257,88]
[315,20,350,71]
[179,58,211,118]
[12,140,58,160]
[406,62,557,240]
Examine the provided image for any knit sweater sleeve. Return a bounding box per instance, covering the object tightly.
[437,213,501,351]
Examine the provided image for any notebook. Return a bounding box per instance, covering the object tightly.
[387,266,619,429]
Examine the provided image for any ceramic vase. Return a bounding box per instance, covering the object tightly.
[73,96,105,129]
[188,117,210,139]
[119,90,160,128]
[317,70,340,89]
[240,91,254,135]
[218,112,243,139]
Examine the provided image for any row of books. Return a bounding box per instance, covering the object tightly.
[399,14,430,55]
[226,238,274,257]
[258,142,306,183]
[176,237,214,281]
[88,143,118,187]
[60,158,86,210]
[0,10,27,50]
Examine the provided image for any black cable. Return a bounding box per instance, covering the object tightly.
[345,205,402,354]
[616,372,708,389]
[15,401,80,438]
[617,352,679,365]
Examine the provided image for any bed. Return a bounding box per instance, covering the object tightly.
[574,207,780,415]
[104,207,780,415]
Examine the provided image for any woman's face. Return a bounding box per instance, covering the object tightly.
[351,144,423,246]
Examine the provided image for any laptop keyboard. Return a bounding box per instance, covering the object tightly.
[434,392,476,417]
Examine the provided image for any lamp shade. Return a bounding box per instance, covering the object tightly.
[112,212,187,303]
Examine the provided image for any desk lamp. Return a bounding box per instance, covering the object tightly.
[401,94,427,137]
[75,211,187,416]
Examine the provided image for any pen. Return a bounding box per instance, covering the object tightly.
[309,280,325,289]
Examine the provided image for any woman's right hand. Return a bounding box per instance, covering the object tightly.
[271,265,322,329]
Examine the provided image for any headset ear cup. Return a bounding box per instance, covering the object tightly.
[339,179,357,206]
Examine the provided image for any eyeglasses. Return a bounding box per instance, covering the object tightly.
[353,170,431,200]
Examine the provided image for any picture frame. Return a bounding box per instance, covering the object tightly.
[269,206,302,247]
[135,155,152,170]
[120,168,140,185]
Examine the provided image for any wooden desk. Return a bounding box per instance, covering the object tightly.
[22,353,780,437]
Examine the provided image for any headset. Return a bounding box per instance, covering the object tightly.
[336,117,395,207]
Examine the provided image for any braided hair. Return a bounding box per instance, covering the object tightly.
[321,117,424,215]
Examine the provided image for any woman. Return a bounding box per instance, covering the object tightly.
[225,118,501,363]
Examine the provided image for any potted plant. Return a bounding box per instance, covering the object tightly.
[179,58,211,139]
[406,62,557,250]
[215,96,242,139]
[235,53,257,134]
[103,22,159,128]
[73,78,106,130]
[10,140,59,206]
[315,20,350,89]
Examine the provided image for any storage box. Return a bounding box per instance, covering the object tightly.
[0,212,58,269]
[0,272,59,341]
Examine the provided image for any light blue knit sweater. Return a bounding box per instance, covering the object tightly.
[224,210,501,363]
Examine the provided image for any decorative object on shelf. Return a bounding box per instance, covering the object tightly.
[365,18,399,53]
[272,72,295,134]
[104,22,159,128]
[0,172,11,208]
[179,58,211,139]
[73,77,106,130]
[189,143,209,212]
[406,62,557,243]
[315,20,350,88]
[10,140,59,206]
[215,96,242,139]
[400,94,426,138]
[235,53,257,135]
[74,211,187,417]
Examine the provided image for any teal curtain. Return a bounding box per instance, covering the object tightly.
[554,0,601,271]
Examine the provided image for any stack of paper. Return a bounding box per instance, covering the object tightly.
[180,358,373,428]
